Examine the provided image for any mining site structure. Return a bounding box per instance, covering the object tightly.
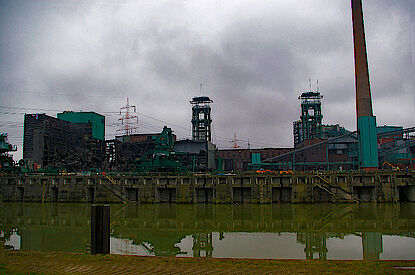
[191,96,213,142]
[352,0,379,170]
[133,126,187,172]
[0,133,17,172]
[296,92,323,145]
[23,113,105,172]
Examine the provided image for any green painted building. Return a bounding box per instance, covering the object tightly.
[57,111,105,140]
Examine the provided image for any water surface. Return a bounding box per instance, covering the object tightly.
[2,202,415,260]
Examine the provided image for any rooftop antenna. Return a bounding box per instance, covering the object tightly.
[309,78,312,92]
[316,79,319,92]
[200,83,203,96]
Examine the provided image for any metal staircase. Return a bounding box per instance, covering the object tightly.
[101,174,135,204]
[314,173,359,203]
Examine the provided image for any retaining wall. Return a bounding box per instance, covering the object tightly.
[1,171,414,203]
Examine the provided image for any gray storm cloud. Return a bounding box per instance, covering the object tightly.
[0,0,413,160]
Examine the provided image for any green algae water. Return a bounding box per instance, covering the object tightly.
[1,202,415,260]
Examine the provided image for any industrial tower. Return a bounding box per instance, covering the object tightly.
[352,0,378,170]
[294,91,323,146]
[191,96,213,142]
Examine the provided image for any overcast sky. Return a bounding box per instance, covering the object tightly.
[0,0,414,160]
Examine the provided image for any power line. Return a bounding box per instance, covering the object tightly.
[0,111,27,115]
[0,105,191,132]
[1,90,126,99]
[0,105,62,112]
[0,105,279,147]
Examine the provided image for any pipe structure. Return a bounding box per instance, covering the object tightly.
[351,0,378,170]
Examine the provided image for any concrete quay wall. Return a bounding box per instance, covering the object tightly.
[1,171,414,203]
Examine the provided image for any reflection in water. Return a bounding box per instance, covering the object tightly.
[362,232,383,260]
[110,237,154,256]
[193,233,213,257]
[1,202,415,260]
[297,233,328,260]
[3,229,20,250]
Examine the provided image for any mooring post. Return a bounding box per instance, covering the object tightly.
[91,204,110,254]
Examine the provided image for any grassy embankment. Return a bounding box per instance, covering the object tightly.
[1,250,415,274]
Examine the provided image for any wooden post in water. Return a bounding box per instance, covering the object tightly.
[91,205,110,254]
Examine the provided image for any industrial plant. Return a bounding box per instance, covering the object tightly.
[2,88,411,174]
[0,0,414,204]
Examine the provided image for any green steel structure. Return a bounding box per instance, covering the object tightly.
[321,124,350,139]
[57,111,105,140]
[133,126,187,172]
[377,126,415,169]
[297,92,323,144]
[191,96,213,142]
[0,133,17,171]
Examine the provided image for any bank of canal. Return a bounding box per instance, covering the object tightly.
[2,250,415,274]
[2,171,414,203]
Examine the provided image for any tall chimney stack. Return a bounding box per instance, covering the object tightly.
[351,0,378,170]
[352,0,373,118]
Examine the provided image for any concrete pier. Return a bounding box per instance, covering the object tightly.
[1,171,414,203]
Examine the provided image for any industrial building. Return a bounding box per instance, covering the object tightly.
[226,82,413,172]
[175,140,216,171]
[173,96,216,171]
[106,132,177,170]
[290,92,359,170]
[377,126,415,169]
[293,92,323,147]
[256,88,414,171]
[214,83,413,172]
[215,89,360,172]
[259,137,359,171]
[3,0,415,211]
[104,96,216,172]
[15,0,414,174]
[19,90,413,173]
[216,148,293,172]
[57,111,105,140]
[23,112,105,171]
